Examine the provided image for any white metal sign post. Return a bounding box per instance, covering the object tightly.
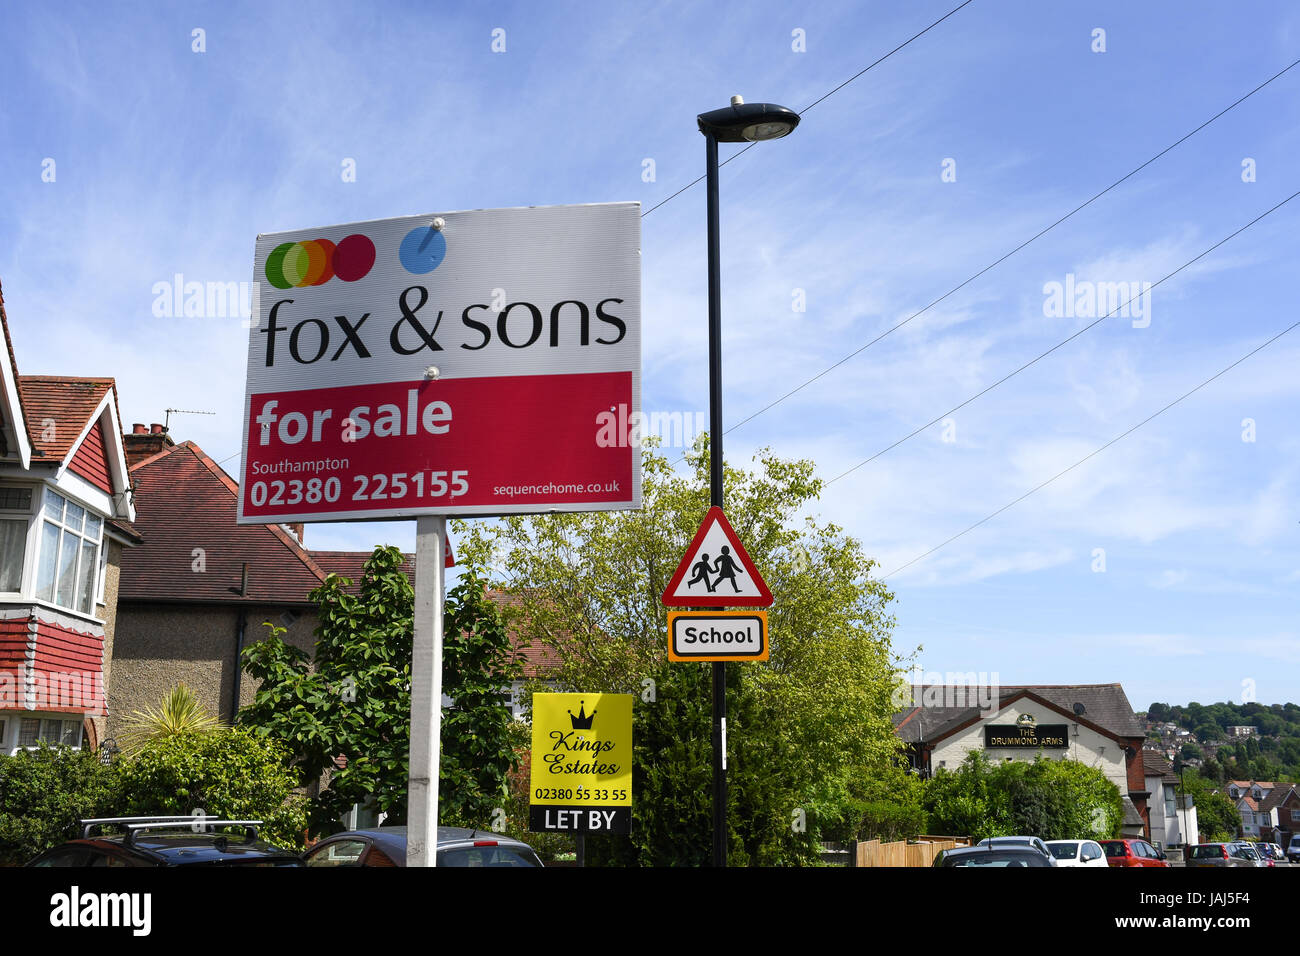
[408,515,446,867]
[238,202,641,867]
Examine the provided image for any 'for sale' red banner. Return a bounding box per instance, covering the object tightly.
[241,371,634,520]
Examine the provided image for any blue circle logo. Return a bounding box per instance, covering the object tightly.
[399,226,447,274]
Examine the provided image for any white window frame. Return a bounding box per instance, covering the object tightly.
[7,713,84,756]
[0,482,39,595]
[33,487,104,617]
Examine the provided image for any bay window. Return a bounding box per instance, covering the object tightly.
[34,488,102,615]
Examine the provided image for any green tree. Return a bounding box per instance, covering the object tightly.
[0,744,123,864]
[457,444,903,866]
[922,751,1122,841]
[238,546,520,835]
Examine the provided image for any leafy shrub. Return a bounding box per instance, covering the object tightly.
[0,743,123,865]
[116,728,308,849]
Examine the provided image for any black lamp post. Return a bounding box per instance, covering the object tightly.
[696,95,800,868]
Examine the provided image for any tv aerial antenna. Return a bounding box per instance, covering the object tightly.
[163,408,216,432]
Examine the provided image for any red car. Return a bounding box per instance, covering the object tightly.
[1099,839,1171,867]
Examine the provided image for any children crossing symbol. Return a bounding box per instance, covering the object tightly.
[661,506,773,608]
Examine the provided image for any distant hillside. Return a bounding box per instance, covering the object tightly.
[1142,701,1300,784]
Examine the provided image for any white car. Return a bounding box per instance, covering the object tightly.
[1045,839,1109,868]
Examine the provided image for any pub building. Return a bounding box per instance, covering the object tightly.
[894,683,1150,838]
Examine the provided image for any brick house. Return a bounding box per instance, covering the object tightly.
[108,432,406,734]
[109,429,553,737]
[0,285,138,754]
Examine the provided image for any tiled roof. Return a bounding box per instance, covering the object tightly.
[1260,784,1297,813]
[1142,752,1178,783]
[118,441,331,605]
[17,376,114,464]
[894,683,1145,744]
[312,550,416,586]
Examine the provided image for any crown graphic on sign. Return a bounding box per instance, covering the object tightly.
[1016,713,1036,728]
[568,701,596,730]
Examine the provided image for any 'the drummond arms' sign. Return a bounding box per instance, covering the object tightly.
[984,722,1069,749]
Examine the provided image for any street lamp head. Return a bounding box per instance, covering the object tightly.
[697,96,801,143]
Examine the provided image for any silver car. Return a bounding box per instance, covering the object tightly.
[977,835,1052,858]
[1186,843,1257,868]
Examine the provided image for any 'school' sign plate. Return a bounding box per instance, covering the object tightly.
[667,610,769,662]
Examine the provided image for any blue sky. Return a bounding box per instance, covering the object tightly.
[3,0,1298,708]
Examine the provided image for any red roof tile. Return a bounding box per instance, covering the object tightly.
[17,376,114,464]
[118,441,331,605]
[311,550,416,586]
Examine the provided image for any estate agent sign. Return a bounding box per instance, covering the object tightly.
[238,202,641,523]
[529,692,632,834]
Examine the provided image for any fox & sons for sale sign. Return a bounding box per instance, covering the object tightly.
[237,202,641,523]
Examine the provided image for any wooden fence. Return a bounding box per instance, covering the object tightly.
[850,834,972,867]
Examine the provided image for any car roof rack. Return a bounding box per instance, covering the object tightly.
[81,816,196,838]
[81,816,262,844]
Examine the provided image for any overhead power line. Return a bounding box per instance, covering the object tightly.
[881,319,1300,579]
[641,0,977,218]
[719,55,1300,440]
[828,187,1300,483]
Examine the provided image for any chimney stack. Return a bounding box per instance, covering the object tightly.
[123,422,175,468]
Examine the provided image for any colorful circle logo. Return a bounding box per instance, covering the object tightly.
[399,225,447,275]
[265,234,375,288]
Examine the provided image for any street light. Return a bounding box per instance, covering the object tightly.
[697,96,801,142]
[696,94,800,868]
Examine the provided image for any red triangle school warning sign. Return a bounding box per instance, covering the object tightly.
[661,506,773,608]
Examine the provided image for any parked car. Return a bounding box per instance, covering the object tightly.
[1045,839,1108,868]
[1186,843,1258,868]
[1099,838,1171,867]
[1228,842,1269,867]
[976,836,1052,858]
[302,826,544,867]
[933,845,1057,867]
[1287,841,1300,864]
[27,816,303,867]
[1252,842,1288,866]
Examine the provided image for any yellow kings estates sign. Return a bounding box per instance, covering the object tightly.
[528,692,632,834]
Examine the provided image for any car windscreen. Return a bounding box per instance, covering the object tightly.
[1102,842,1127,856]
[1047,844,1078,860]
[1189,845,1225,859]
